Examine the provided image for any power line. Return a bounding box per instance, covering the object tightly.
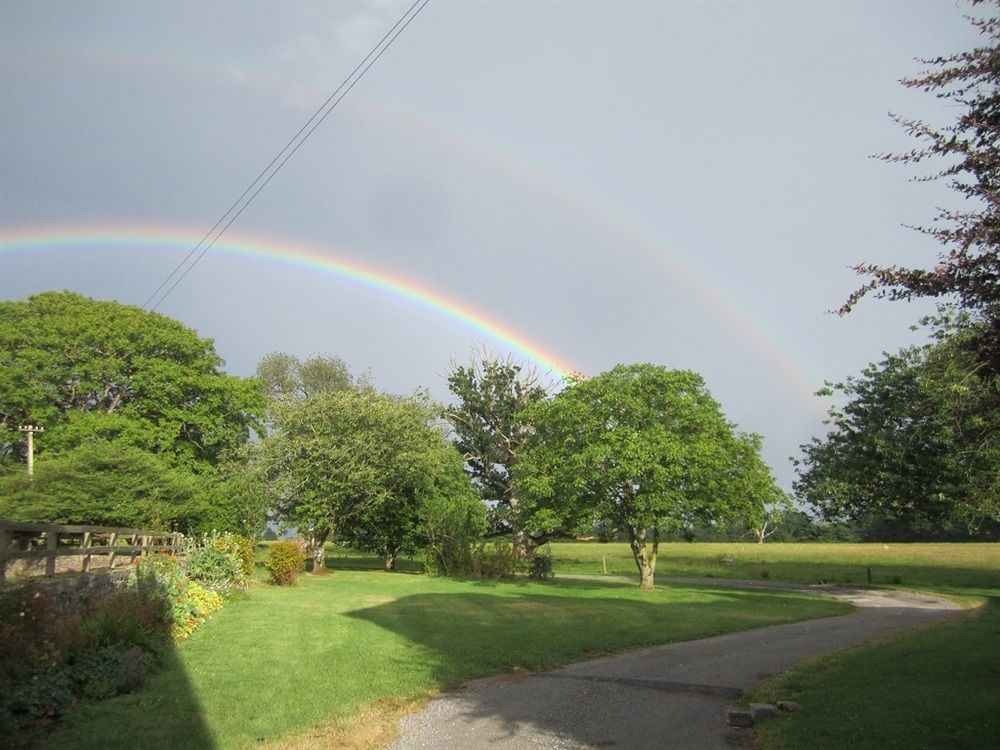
[145,0,430,311]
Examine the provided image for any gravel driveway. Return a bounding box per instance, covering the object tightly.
[388,579,961,750]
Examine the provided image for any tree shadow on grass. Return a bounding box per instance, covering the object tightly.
[317,551,424,574]
[345,585,844,686]
[345,586,846,748]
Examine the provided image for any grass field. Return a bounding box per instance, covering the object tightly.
[47,570,848,749]
[550,541,1000,589]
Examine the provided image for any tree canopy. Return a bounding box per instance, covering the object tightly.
[518,364,777,589]
[262,389,479,571]
[255,352,371,401]
[0,291,264,471]
[796,314,1000,531]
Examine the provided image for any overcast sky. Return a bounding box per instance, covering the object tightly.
[0,1,983,489]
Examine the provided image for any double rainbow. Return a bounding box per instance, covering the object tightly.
[0,225,581,381]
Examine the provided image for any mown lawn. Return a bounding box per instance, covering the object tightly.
[47,571,848,750]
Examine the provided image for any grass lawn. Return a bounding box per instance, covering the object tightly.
[46,571,849,750]
[747,591,1000,749]
[551,540,1000,589]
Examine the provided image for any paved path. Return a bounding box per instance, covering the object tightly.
[389,578,962,750]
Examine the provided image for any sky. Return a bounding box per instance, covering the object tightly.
[0,0,984,490]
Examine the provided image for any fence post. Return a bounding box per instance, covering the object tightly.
[0,524,9,585]
[82,531,92,573]
[108,532,118,569]
[45,526,57,577]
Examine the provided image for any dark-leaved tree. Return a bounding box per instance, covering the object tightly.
[840,1,1000,370]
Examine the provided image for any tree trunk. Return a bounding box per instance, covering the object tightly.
[628,525,658,590]
[515,528,539,559]
[308,527,330,574]
[509,495,529,559]
[755,519,773,544]
[384,548,397,572]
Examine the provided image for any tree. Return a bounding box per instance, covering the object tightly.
[256,352,371,401]
[517,364,778,589]
[344,436,485,571]
[444,351,552,557]
[200,446,272,538]
[418,446,489,576]
[0,442,207,530]
[0,291,264,471]
[262,389,476,572]
[795,315,1000,530]
[840,1,1000,369]
[747,488,795,544]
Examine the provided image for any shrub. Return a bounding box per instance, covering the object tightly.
[169,582,223,640]
[131,554,223,639]
[133,554,187,603]
[0,585,81,739]
[113,645,152,693]
[527,546,554,580]
[184,531,250,592]
[1,582,166,744]
[267,541,306,585]
[66,644,151,700]
[233,535,256,579]
[81,585,170,655]
[471,540,517,579]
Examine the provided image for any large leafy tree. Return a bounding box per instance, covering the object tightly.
[796,315,999,531]
[840,1,1000,369]
[263,389,477,571]
[0,291,264,470]
[444,352,552,556]
[518,364,778,589]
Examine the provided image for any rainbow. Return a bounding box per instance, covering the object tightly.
[0,225,581,381]
[2,39,826,400]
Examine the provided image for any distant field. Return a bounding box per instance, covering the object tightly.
[550,541,1000,589]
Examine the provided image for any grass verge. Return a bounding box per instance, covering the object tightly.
[747,591,1000,749]
[46,572,848,749]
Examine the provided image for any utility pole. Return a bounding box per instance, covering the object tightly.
[17,424,44,475]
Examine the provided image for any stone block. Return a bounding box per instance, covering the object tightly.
[750,703,777,721]
[726,708,754,727]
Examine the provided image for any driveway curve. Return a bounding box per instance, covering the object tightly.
[388,578,961,750]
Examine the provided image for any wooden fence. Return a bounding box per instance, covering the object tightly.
[0,520,183,584]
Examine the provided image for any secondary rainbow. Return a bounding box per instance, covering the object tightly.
[0,225,580,381]
[4,41,824,399]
